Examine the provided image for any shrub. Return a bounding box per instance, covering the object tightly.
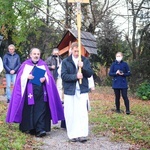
[129,58,150,93]
[136,81,150,100]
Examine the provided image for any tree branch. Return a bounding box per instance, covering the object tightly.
[24,0,66,29]
[138,23,150,56]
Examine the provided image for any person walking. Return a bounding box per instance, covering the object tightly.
[109,52,131,115]
[3,44,21,103]
[61,42,93,142]
[45,48,63,100]
[45,48,62,81]
[6,48,64,137]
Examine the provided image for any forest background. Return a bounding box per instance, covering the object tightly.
[0,0,150,100]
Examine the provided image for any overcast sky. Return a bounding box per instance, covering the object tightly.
[41,0,132,35]
[111,0,132,35]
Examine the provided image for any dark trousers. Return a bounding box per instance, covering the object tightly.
[114,88,130,111]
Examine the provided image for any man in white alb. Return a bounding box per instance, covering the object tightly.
[61,42,93,142]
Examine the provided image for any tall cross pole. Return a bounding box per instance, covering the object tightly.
[68,0,89,84]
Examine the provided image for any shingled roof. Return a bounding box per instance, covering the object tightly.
[69,29,97,54]
[57,29,97,55]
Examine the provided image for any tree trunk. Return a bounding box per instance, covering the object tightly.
[7,30,13,45]
[65,1,72,29]
[131,16,137,60]
[46,0,50,26]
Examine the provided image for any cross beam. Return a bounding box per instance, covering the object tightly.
[68,0,89,3]
[68,0,89,84]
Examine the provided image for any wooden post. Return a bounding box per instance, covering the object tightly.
[68,0,89,84]
[77,2,82,84]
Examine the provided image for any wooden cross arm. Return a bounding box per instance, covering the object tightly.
[68,0,89,3]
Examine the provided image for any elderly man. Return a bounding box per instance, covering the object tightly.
[6,48,64,137]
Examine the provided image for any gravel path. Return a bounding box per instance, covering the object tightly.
[33,124,137,150]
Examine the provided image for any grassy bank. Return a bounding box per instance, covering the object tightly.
[89,97,150,149]
[0,102,38,150]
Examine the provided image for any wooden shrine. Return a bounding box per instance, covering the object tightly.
[57,29,97,58]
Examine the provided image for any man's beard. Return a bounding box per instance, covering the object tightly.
[32,56,39,63]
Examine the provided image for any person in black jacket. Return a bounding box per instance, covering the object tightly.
[109,52,131,114]
[3,44,21,103]
[45,48,63,100]
[61,42,93,143]
[45,48,62,81]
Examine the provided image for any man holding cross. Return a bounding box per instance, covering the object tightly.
[61,42,93,142]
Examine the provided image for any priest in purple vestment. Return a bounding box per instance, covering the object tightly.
[6,48,64,137]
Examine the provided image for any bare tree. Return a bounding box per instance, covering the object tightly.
[81,0,120,34]
[41,0,121,33]
[125,0,150,59]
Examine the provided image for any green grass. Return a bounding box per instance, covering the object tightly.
[0,102,38,150]
[89,100,150,149]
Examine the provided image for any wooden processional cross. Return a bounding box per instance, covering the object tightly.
[68,0,89,84]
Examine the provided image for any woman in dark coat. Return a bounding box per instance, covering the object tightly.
[109,52,131,114]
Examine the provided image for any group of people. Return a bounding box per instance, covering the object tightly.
[0,42,131,142]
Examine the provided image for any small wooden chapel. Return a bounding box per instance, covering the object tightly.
[57,29,97,58]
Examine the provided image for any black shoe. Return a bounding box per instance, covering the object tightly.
[78,137,87,143]
[36,131,46,137]
[23,130,30,134]
[7,99,10,103]
[29,129,36,135]
[69,138,78,142]
[115,110,121,113]
[126,110,130,115]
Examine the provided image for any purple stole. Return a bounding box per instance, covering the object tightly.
[27,82,48,105]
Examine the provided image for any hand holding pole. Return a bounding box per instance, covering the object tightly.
[68,0,90,84]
